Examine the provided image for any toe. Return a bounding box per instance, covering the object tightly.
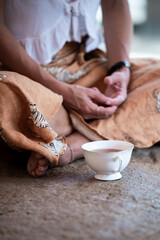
[39,159,48,166]
[27,152,49,177]
[38,165,48,172]
[35,168,46,177]
[31,170,36,177]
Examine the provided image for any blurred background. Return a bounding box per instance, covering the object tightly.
[97,0,160,58]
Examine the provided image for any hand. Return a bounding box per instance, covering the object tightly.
[63,84,117,120]
[104,68,130,106]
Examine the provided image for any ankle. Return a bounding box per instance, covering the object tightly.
[58,144,72,166]
[67,143,73,162]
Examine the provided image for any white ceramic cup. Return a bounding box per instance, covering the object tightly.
[81,140,134,181]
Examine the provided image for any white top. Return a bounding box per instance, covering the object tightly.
[4,0,101,64]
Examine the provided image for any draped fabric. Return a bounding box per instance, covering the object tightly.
[0,71,66,164]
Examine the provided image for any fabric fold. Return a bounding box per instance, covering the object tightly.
[69,58,160,148]
[0,71,65,164]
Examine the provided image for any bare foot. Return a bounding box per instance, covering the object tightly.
[27,145,72,177]
[27,152,49,177]
[27,131,88,177]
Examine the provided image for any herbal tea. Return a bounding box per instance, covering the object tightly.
[93,148,123,153]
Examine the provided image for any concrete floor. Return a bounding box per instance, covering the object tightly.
[0,146,160,240]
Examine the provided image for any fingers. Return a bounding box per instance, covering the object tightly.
[104,72,128,107]
[97,105,117,119]
[108,95,126,106]
[81,88,120,119]
[104,69,130,86]
[104,73,119,86]
[104,71,130,94]
[69,85,123,120]
[91,88,112,106]
[91,87,100,93]
[84,104,117,120]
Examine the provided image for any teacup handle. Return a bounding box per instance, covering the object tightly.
[112,155,122,173]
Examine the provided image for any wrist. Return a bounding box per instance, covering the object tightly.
[61,84,74,108]
[120,66,131,84]
[107,61,131,76]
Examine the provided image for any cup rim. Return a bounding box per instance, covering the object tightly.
[81,140,134,152]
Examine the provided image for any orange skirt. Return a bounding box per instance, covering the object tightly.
[1,41,160,164]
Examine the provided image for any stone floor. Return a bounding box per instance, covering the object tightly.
[0,145,160,240]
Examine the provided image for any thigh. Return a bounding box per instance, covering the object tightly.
[49,105,74,137]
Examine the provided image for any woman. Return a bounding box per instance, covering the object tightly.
[0,0,132,177]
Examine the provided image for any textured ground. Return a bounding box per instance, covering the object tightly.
[0,146,160,240]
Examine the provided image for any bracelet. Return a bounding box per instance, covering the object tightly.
[67,144,73,163]
[107,61,130,76]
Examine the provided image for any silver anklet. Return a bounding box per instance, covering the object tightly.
[67,144,73,162]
